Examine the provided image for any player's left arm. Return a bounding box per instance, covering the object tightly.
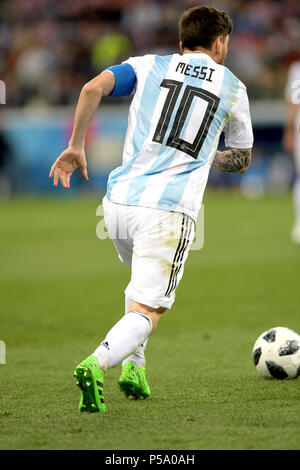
[283,62,300,152]
[213,148,252,173]
[215,83,253,175]
[282,100,299,154]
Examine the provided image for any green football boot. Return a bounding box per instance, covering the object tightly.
[74,355,106,413]
[118,361,151,399]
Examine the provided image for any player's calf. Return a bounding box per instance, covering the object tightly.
[129,301,166,332]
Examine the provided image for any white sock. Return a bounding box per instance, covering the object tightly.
[123,296,148,368]
[122,338,148,368]
[92,311,152,371]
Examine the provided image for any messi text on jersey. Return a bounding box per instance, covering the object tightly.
[176,62,215,82]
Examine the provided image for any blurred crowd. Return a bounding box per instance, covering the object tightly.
[0,0,300,107]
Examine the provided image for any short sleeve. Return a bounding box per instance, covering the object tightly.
[105,55,155,97]
[224,84,254,149]
[285,61,300,102]
[122,56,150,74]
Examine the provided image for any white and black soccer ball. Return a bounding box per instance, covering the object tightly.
[252,327,300,379]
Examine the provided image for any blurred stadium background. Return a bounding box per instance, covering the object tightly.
[1,1,300,450]
[0,0,299,199]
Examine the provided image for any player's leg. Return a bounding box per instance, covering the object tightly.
[123,295,148,368]
[74,197,135,412]
[118,209,195,400]
[75,204,194,411]
[92,309,154,370]
[74,199,161,410]
[119,296,152,399]
[123,296,162,367]
[93,302,163,369]
[92,203,157,373]
[119,301,166,399]
[83,301,163,405]
[74,308,153,412]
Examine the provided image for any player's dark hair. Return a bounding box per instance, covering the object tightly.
[178,5,233,51]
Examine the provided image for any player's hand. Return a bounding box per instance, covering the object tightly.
[49,147,88,188]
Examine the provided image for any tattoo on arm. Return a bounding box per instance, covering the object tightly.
[212,148,252,173]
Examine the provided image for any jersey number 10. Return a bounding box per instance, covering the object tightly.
[152,79,220,159]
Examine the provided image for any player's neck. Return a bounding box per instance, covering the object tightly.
[182,47,208,53]
[181,48,222,65]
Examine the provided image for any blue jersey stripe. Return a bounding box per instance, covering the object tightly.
[200,67,240,161]
[107,55,173,200]
[126,57,208,206]
[156,58,208,210]
[156,66,240,212]
[124,55,173,205]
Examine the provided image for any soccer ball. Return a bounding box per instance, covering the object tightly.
[252,327,300,379]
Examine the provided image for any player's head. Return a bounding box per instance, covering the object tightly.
[178,5,233,65]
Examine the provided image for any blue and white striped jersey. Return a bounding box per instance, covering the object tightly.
[106,53,253,221]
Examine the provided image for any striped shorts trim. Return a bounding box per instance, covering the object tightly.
[165,214,194,298]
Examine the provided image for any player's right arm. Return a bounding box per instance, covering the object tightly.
[49,71,116,188]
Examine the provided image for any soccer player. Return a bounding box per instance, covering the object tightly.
[283,60,300,244]
[49,5,253,412]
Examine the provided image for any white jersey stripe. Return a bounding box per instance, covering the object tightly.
[124,55,178,205]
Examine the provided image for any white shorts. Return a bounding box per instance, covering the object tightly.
[102,196,195,309]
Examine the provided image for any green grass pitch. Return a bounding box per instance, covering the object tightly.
[0,191,300,450]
